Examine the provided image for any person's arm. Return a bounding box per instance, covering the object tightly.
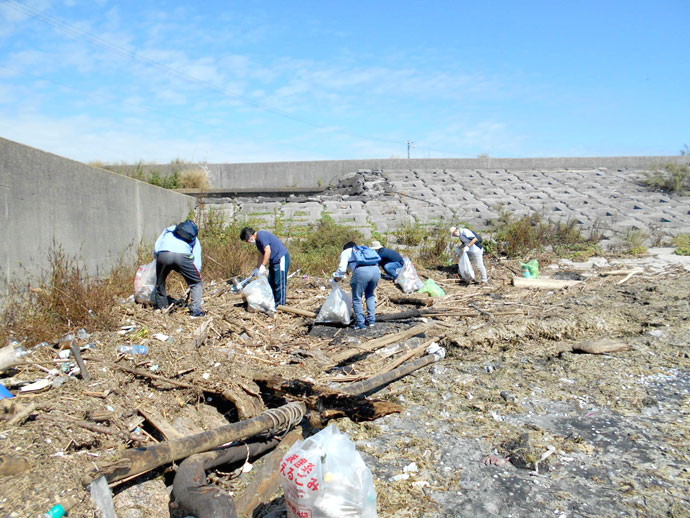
[192,239,202,271]
[333,249,350,279]
[258,245,271,268]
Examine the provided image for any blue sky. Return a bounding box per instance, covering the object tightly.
[1,0,689,163]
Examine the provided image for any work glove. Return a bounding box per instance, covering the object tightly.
[462,245,469,254]
[258,264,267,276]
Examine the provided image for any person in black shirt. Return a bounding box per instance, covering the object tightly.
[370,240,404,280]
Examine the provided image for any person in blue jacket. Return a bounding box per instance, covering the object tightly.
[370,240,404,280]
[240,227,291,306]
[153,220,205,317]
[333,241,381,330]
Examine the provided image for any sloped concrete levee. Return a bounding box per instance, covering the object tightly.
[0,137,196,290]
[202,160,690,244]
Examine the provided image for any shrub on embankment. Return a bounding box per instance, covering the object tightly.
[641,162,690,194]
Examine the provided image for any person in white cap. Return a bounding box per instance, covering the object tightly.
[370,240,404,280]
[449,226,488,284]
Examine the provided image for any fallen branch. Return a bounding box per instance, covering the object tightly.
[327,324,429,367]
[388,296,434,307]
[342,351,444,396]
[36,413,139,441]
[84,401,306,486]
[277,305,316,318]
[572,339,631,355]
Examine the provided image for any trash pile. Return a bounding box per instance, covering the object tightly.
[1,254,689,517]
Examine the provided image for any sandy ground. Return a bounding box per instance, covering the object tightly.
[1,251,689,518]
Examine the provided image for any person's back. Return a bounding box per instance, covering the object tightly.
[370,241,404,280]
[153,220,205,316]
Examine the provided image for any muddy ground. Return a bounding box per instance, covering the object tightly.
[1,251,689,518]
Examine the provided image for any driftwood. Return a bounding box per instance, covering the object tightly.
[388,296,434,307]
[138,407,183,440]
[112,361,265,420]
[342,352,442,396]
[254,373,402,422]
[36,413,140,441]
[572,339,631,355]
[328,324,428,367]
[277,305,316,318]
[69,340,90,381]
[235,427,304,518]
[193,318,213,348]
[6,403,36,426]
[84,401,306,485]
[512,277,581,289]
[377,308,443,321]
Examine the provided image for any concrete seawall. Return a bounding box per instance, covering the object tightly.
[1,137,196,289]
[112,156,688,190]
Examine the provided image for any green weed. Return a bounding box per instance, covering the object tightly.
[642,163,690,194]
[673,234,690,256]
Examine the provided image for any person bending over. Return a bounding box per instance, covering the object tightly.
[333,241,381,330]
[240,227,291,306]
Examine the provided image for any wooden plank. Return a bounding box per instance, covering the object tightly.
[512,277,581,289]
[139,407,183,440]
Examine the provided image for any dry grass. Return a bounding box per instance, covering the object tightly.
[1,246,134,345]
[179,167,210,190]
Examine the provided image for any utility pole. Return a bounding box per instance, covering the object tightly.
[406,140,415,159]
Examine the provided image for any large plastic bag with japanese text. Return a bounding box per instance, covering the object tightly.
[458,251,475,282]
[243,275,276,313]
[280,424,377,518]
[134,261,156,305]
[394,257,424,294]
[315,280,352,325]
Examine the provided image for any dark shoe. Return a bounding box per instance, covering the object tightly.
[189,310,207,318]
[367,322,376,328]
[353,324,366,330]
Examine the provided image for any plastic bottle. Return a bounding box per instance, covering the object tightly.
[116,345,148,355]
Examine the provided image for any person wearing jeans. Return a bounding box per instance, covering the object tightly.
[333,241,381,330]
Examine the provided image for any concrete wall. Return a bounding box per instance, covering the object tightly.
[0,137,196,288]
[113,156,688,190]
[207,156,689,189]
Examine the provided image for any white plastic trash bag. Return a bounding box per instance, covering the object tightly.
[395,257,424,294]
[458,251,475,282]
[280,424,378,518]
[315,280,352,325]
[243,275,275,313]
[134,261,156,305]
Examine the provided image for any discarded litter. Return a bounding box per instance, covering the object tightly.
[417,278,445,297]
[134,261,156,305]
[315,280,353,325]
[243,275,276,314]
[281,424,377,518]
[395,257,424,294]
[520,259,540,279]
[116,345,149,355]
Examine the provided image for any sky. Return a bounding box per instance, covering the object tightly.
[1,0,689,164]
